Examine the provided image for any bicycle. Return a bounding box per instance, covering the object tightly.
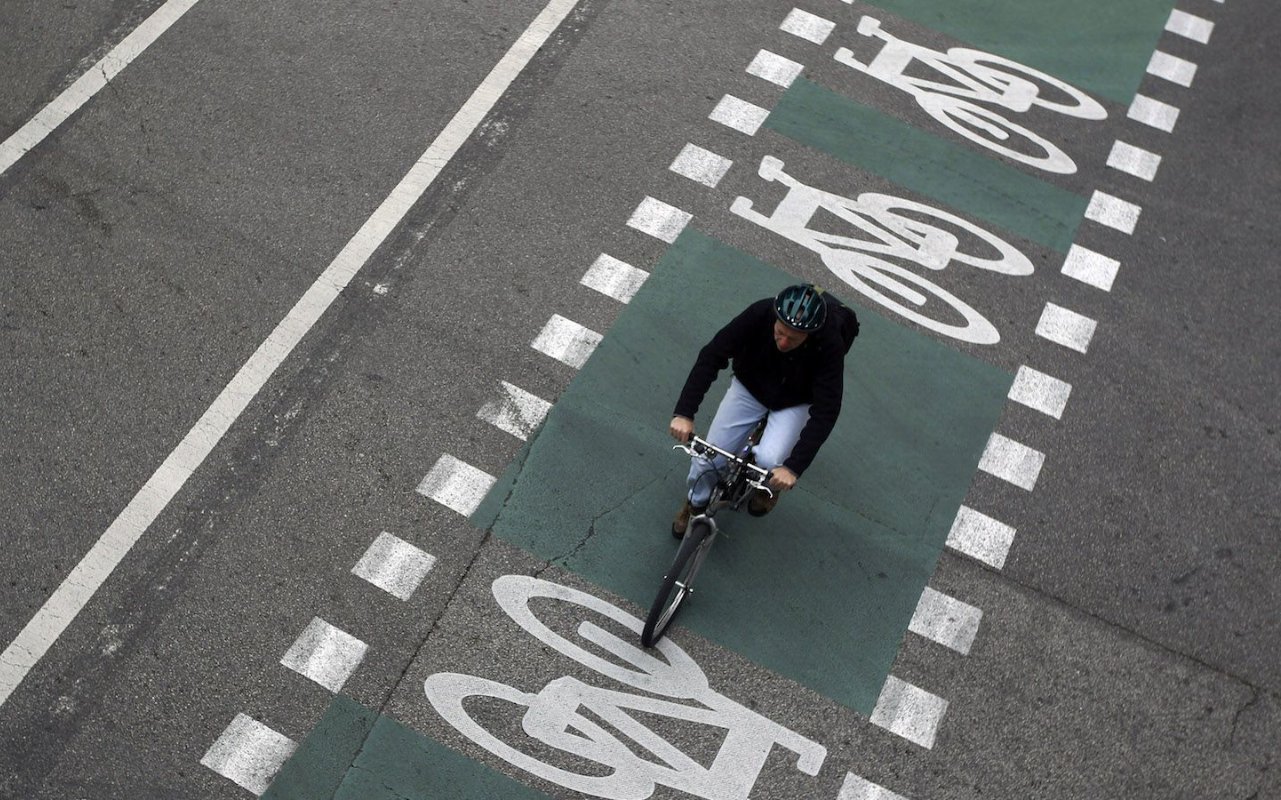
[640,432,774,648]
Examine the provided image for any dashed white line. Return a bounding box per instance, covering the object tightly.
[477,380,552,440]
[580,253,649,303]
[1147,50,1197,87]
[709,94,770,135]
[627,196,693,243]
[1061,242,1121,291]
[1128,94,1180,132]
[531,314,603,368]
[870,676,948,749]
[1166,9,1214,43]
[838,773,910,800]
[1008,365,1073,419]
[947,506,1017,570]
[669,143,734,188]
[747,49,805,88]
[979,433,1046,491]
[352,532,437,601]
[909,587,983,655]
[201,714,298,796]
[780,8,836,44]
[1036,303,1098,354]
[1106,140,1162,182]
[1086,190,1142,234]
[280,617,369,694]
[417,454,497,516]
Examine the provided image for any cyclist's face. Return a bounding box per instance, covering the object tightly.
[773,321,809,352]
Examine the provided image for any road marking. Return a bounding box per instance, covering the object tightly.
[580,253,649,303]
[201,714,297,795]
[352,532,437,601]
[780,8,836,44]
[1008,365,1072,419]
[417,455,498,516]
[979,433,1045,491]
[1061,242,1121,291]
[1128,94,1180,132]
[1086,190,1142,234]
[627,196,693,242]
[709,94,770,135]
[1106,140,1162,182]
[0,0,584,710]
[669,143,734,188]
[870,676,948,749]
[477,380,553,440]
[838,773,910,800]
[747,49,805,88]
[1147,50,1197,87]
[909,587,982,655]
[1166,9,1214,43]
[531,314,603,368]
[1036,302,1098,354]
[280,617,369,694]
[946,506,1017,570]
[0,0,202,175]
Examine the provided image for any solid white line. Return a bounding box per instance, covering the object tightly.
[709,95,770,136]
[352,532,437,601]
[870,676,948,749]
[669,143,734,188]
[1128,94,1180,132]
[0,0,583,710]
[1061,243,1121,291]
[838,773,910,800]
[909,587,983,655]
[946,506,1016,570]
[280,617,369,693]
[417,454,498,516]
[1147,51,1197,87]
[580,253,649,303]
[1166,9,1214,43]
[531,314,603,368]
[1106,140,1161,183]
[477,380,552,440]
[627,196,693,242]
[780,8,836,44]
[979,433,1045,491]
[1008,365,1072,419]
[0,0,202,175]
[201,714,298,796]
[747,49,805,88]
[1036,302,1098,354]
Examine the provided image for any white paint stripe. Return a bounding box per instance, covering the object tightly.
[353,532,437,601]
[946,506,1016,570]
[627,196,693,243]
[669,143,734,188]
[0,0,202,175]
[909,587,982,655]
[1106,140,1161,182]
[531,314,603,368]
[477,380,552,440]
[747,49,805,88]
[838,773,910,800]
[201,714,298,796]
[280,617,368,693]
[580,253,649,303]
[0,0,584,710]
[417,454,497,516]
[780,8,836,44]
[979,433,1045,491]
[1036,302,1098,354]
[870,676,948,749]
[1166,9,1214,43]
[1147,50,1197,87]
[709,94,770,135]
[1008,365,1072,419]
[1061,243,1121,291]
[1086,190,1142,234]
[1128,94,1179,132]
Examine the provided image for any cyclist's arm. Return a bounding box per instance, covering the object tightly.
[781,352,845,476]
[672,301,765,420]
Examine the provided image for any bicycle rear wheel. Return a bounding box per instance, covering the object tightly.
[641,519,716,647]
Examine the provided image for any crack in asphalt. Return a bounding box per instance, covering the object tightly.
[532,474,664,579]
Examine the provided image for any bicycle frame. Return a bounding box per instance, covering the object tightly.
[674,436,774,527]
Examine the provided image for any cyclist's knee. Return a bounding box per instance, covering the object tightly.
[753,443,787,470]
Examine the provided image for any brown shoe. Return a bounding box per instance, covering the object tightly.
[747,489,778,517]
[671,500,706,539]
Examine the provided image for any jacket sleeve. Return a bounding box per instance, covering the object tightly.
[782,347,845,476]
[672,302,763,420]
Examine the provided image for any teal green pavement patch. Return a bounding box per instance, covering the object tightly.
[864,0,1177,105]
[472,229,1011,715]
[766,78,1087,254]
[263,695,552,800]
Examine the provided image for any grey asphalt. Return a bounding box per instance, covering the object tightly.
[1,0,1277,798]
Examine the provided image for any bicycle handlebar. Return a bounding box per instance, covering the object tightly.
[673,435,775,497]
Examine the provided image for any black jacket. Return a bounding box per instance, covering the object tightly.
[673,298,845,475]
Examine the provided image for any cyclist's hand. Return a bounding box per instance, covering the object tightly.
[669,416,695,443]
[768,466,798,492]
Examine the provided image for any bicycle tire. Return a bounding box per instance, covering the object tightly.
[641,519,715,647]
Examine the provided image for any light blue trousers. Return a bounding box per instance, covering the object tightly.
[686,377,811,507]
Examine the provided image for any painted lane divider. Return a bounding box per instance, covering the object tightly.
[1061,243,1122,292]
[978,433,1046,492]
[839,773,910,800]
[1106,141,1162,183]
[580,253,650,303]
[1166,9,1214,44]
[669,143,734,188]
[869,675,948,749]
[201,714,298,796]
[417,455,498,517]
[781,7,836,45]
[908,587,983,655]
[946,506,1017,570]
[627,196,694,243]
[1008,365,1073,420]
[747,49,805,88]
[1085,190,1142,235]
[709,94,770,135]
[353,532,437,601]
[1036,302,1099,354]
[280,617,369,694]
[1128,94,1180,132]
[477,381,553,441]
[531,314,603,368]
[1147,50,1197,87]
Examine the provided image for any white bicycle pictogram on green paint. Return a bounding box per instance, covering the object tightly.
[835,15,1106,174]
[731,156,1033,345]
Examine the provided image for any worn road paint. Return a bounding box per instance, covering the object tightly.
[909,587,983,655]
[1147,50,1197,87]
[946,506,1017,569]
[870,676,948,749]
[1036,302,1099,353]
[627,196,694,242]
[1086,191,1142,234]
[839,773,911,800]
[1129,94,1180,132]
[416,455,497,516]
[531,314,603,368]
[477,381,553,441]
[1008,365,1072,419]
[1166,9,1214,43]
[1107,140,1162,182]
[580,253,649,303]
[747,49,805,88]
[709,94,770,135]
[1061,243,1122,291]
[780,8,835,44]
[280,618,368,694]
[979,433,1046,491]
[202,714,298,795]
[352,532,436,601]
[669,143,734,188]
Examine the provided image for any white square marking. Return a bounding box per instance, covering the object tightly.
[780,8,836,44]
[280,617,369,693]
[353,532,437,601]
[979,432,1045,491]
[1061,243,1121,291]
[669,143,733,188]
[838,773,910,800]
[201,714,298,796]
[870,676,948,749]
[1166,9,1214,43]
[581,253,649,303]
[1128,94,1179,132]
[1009,365,1072,419]
[531,314,603,368]
[909,587,983,655]
[947,505,1016,570]
[1147,51,1196,87]
[1106,140,1161,182]
[747,49,805,88]
[709,94,769,136]
[1036,302,1098,354]
[627,196,693,243]
[417,454,497,516]
[1086,190,1141,234]
[477,380,552,441]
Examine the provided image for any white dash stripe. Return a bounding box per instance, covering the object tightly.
[947,506,1016,570]
[201,714,298,796]
[780,8,836,44]
[909,587,982,655]
[669,143,734,188]
[531,314,603,369]
[709,94,770,135]
[1061,242,1121,292]
[1008,365,1072,419]
[477,380,552,441]
[280,617,368,694]
[870,676,948,749]
[417,454,497,516]
[1128,94,1179,132]
[979,433,1045,491]
[627,196,693,243]
[353,532,436,601]
[1106,140,1161,182]
[0,0,585,711]
[1086,190,1142,234]
[580,253,649,303]
[1036,302,1098,354]
[838,773,911,800]
[1147,50,1197,87]
[1166,9,1214,43]
[747,49,804,88]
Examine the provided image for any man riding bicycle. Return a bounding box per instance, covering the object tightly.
[668,283,857,538]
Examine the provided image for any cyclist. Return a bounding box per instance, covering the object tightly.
[668,283,856,538]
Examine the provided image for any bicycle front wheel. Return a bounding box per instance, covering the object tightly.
[641,519,716,647]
